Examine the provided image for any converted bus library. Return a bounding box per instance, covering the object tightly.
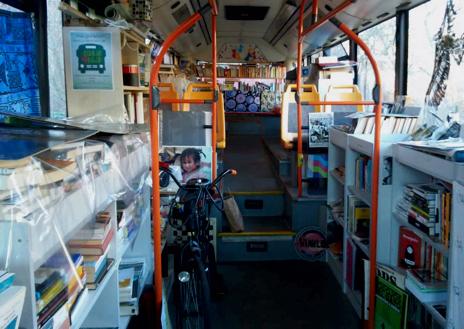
[0,0,463,328]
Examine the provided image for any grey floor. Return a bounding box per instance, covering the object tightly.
[223,135,282,192]
[212,261,360,329]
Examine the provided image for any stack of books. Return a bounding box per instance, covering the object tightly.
[396,183,452,243]
[118,258,146,316]
[68,211,115,290]
[0,271,26,329]
[117,200,138,241]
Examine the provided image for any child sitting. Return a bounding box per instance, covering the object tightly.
[180,148,210,183]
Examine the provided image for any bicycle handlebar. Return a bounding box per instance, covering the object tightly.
[160,167,237,190]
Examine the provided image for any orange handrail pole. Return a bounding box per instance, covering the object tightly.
[301,0,352,37]
[296,0,306,197]
[311,0,319,24]
[336,21,382,329]
[300,100,376,106]
[208,0,218,16]
[211,12,217,179]
[149,12,202,329]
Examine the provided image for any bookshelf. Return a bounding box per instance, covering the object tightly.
[326,128,408,319]
[390,144,464,328]
[0,141,152,329]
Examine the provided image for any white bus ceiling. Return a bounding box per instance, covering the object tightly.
[150,0,429,61]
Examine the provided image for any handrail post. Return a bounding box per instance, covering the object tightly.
[296,0,306,197]
[332,18,383,329]
[149,12,202,328]
[212,10,217,179]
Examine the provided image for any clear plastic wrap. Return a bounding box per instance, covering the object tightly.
[0,127,151,328]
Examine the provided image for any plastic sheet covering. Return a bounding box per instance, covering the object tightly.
[158,102,212,147]
[0,128,150,327]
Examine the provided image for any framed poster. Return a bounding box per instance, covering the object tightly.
[308,112,333,147]
[69,31,113,90]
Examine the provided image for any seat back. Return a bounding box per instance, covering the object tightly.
[158,83,179,111]
[183,83,226,149]
[324,85,363,125]
[281,84,320,149]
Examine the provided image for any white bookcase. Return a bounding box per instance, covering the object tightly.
[0,147,152,329]
[326,127,407,318]
[391,144,464,329]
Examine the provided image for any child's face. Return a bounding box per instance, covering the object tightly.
[182,156,197,173]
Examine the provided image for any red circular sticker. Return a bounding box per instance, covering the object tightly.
[294,227,327,260]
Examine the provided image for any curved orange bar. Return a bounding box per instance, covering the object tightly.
[148,12,202,328]
[296,0,306,197]
[339,23,382,329]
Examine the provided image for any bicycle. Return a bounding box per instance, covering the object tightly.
[160,167,236,329]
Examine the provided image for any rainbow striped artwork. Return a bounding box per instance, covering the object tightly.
[307,154,328,178]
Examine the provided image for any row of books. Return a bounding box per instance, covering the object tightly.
[354,155,372,194]
[352,115,418,135]
[0,271,26,329]
[197,65,286,79]
[34,253,85,329]
[347,195,370,241]
[398,226,448,292]
[31,211,115,328]
[0,142,109,220]
[396,182,452,243]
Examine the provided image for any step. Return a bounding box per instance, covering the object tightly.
[262,137,291,177]
[224,193,285,218]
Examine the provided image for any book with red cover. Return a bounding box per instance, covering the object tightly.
[398,227,423,269]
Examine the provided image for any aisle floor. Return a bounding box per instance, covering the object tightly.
[211,261,360,329]
[222,135,282,192]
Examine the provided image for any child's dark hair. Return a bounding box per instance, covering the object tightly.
[180,148,202,164]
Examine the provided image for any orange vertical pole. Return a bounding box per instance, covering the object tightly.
[337,22,382,329]
[149,12,202,328]
[311,0,318,24]
[211,12,217,179]
[296,0,306,197]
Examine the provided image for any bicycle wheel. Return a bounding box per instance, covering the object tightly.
[175,252,212,329]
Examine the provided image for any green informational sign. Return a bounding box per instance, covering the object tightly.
[375,276,408,329]
[70,31,113,90]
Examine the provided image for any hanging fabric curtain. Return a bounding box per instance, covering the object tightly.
[0,8,40,117]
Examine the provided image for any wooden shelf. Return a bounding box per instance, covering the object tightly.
[123,85,149,93]
[330,170,345,186]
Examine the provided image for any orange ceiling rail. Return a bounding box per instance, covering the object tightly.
[301,0,352,38]
[296,1,382,328]
[148,11,202,329]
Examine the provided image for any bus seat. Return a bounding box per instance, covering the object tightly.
[183,83,226,149]
[158,83,179,111]
[281,84,320,149]
[324,85,363,125]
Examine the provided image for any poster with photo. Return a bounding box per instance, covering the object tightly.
[308,112,334,147]
[159,146,213,191]
[69,31,113,90]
